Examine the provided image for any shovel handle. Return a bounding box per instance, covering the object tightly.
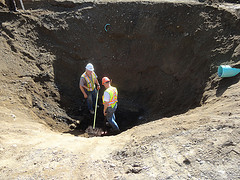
[93,90,99,129]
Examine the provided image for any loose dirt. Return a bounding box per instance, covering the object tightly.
[0,0,240,179]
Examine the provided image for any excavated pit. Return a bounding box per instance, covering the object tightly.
[43,2,240,132]
[3,1,240,133]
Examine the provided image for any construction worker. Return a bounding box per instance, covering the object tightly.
[79,63,100,114]
[102,77,120,134]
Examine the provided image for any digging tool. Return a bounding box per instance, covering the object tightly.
[85,90,104,137]
[19,0,25,10]
[93,89,99,129]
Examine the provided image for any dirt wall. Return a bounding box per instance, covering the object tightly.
[42,3,240,116]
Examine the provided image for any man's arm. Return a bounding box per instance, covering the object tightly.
[103,91,110,116]
[79,78,88,98]
[96,79,100,90]
[80,85,87,98]
[103,101,109,116]
[96,79,100,85]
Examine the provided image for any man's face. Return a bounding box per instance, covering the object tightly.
[86,69,93,76]
[103,82,109,88]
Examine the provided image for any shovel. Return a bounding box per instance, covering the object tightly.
[93,89,99,129]
[19,0,25,10]
[85,90,101,137]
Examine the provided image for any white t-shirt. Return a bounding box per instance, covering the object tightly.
[103,91,110,102]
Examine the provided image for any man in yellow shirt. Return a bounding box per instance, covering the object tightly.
[79,63,100,114]
[102,77,120,134]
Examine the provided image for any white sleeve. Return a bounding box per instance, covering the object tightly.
[103,91,110,102]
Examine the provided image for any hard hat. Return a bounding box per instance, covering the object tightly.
[102,77,110,85]
[85,63,94,71]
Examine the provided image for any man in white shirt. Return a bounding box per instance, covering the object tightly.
[102,77,120,134]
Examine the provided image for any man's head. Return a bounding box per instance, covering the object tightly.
[85,63,94,75]
[102,77,110,88]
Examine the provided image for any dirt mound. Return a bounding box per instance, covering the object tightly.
[0,0,240,179]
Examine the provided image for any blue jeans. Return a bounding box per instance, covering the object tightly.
[85,88,97,111]
[106,103,120,131]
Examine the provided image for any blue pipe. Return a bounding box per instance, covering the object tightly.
[218,65,240,78]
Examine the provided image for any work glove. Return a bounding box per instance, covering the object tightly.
[97,85,100,90]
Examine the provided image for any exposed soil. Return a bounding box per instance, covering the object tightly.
[0,0,240,179]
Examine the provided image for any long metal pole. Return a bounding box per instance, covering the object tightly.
[19,0,25,10]
[93,90,99,129]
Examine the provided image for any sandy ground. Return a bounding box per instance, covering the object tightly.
[0,77,240,179]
